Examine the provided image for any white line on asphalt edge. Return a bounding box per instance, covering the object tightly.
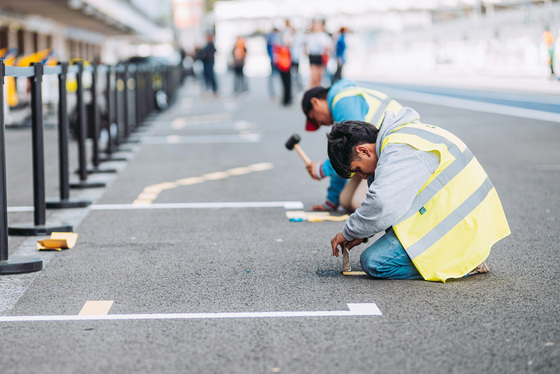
[141,133,261,144]
[0,303,382,322]
[8,201,305,212]
[91,201,305,210]
[378,87,560,123]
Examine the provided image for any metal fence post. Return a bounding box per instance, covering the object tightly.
[46,63,91,209]
[69,61,105,189]
[8,63,72,236]
[0,61,42,273]
[88,63,116,174]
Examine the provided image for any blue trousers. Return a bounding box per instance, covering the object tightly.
[360,228,423,280]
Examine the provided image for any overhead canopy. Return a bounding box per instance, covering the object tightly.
[214,0,535,20]
[0,0,172,43]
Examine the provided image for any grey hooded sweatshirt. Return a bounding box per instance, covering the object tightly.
[341,107,441,241]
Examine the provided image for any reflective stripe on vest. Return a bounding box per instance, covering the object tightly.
[332,87,402,128]
[381,122,510,282]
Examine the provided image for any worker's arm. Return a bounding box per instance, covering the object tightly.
[306,158,339,181]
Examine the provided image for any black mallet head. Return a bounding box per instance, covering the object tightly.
[285,133,301,151]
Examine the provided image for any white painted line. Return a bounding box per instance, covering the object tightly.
[8,201,305,212]
[141,134,261,144]
[7,206,34,212]
[383,87,560,123]
[91,201,304,210]
[0,303,381,323]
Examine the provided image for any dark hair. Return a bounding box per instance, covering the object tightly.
[327,120,379,178]
[301,86,329,118]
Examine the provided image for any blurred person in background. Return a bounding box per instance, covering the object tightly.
[266,28,280,99]
[287,20,305,92]
[543,29,555,77]
[332,27,347,83]
[232,36,248,93]
[305,19,332,87]
[197,33,218,95]
[273,22,294,106]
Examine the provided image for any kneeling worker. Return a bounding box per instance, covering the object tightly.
[301,79,402,212]
[327,109,510,282]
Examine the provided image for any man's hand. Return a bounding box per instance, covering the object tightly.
[306,161,320,180]
[331,232,348,257]
[331,233,364,257]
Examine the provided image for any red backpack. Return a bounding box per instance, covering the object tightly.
[274,45,291,72]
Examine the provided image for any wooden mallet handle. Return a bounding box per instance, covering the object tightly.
[294,144,311,165]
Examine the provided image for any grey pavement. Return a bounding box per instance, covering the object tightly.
[0,72,559,374]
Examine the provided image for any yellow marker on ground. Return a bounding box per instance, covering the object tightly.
[132,163,273,205]
[343,271,367,276]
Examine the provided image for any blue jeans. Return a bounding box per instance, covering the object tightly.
[360,228,423,280]
[326,174,347,208]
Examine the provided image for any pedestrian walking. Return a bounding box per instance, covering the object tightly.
[305,19,332,88]
[332,27,347,83]
[232,36,247,93]
[199,33,218,95]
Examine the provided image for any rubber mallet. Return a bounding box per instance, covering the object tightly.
[285,133,311,165]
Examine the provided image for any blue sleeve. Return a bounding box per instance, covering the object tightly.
[321,158,338,177]
[331,96,368,123]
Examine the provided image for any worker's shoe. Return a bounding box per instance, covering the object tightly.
[468,261,489,276]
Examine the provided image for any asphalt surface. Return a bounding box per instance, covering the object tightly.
[0,73,559,374]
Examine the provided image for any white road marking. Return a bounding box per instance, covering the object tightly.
[382,87,560,123]
[171,113,231,128]
[141,133,260,144]
[0,303,381,323]
[7,206,34,212]
[92,201,304,210]
[8,201,304,213]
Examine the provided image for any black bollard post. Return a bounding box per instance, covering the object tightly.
[87,63,116,174]
[127,65,140,140]
[123,64,130,139]
[114,67,122,148]
[69,61,105,189]
[104,66,114,156]
[113,65,133,153]
[121,64,139,145]
[100,65,128,161]
[0,61,42,273]
[46,63,91,209]
[134,68,142,128]
[8,63,73,236]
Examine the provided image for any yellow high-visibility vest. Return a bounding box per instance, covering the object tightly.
[381,122,510,282]
[332,87,402,128]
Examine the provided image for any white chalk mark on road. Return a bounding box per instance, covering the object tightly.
[92,201,304,210]
[0,303,382,323]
